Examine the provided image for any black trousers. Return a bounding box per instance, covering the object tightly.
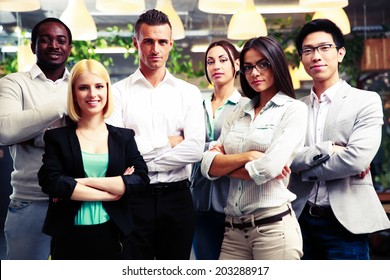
[124,183,195,260]
[50,220,123,260]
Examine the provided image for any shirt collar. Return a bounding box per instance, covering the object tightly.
[132,68,176,87]
[243,91,289,115]
[29,64,70,82]
[310,79,343,104]
[205,89,242,105]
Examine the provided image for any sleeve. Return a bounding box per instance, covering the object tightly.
[290,141,333,172]
[38,130,77,199]
[245,101,308,185]
[146,86,206,172]
[105,85,125,128]
[121,130,150,194]
[0,75,67,146]
[300,93,383,181]
[200,109,237,180]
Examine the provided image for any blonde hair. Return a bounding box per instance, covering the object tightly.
[67,59,113,122]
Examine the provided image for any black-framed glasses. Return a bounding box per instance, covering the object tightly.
[301,43,338,56]
[240,60,271,74]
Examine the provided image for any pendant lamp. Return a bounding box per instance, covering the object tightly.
[312,8,351,35]
[155,0,185,40]
[299,0,348,10]
[18,45,35,72]
[0,0,40,12]
[296,61,312,81]
[60,0,97,41]
[227,0,267,40]
[96,0,145,13]
[198,0,246,14]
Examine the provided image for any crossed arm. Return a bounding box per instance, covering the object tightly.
[207,144,291,181]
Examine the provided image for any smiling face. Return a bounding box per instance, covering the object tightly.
[206,45,239,87]
[243,48,277,96]
[301,31,346,89]
[32,21,72,71]
[74,72,108,119]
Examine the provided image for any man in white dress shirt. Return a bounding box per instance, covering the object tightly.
[107,9,205,260]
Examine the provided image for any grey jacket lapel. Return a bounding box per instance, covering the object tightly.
[323,81,350,140]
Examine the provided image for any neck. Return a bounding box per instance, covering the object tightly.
[313,76,340,98]
[77,115,106,132]
[213,81,235,102]
[140,66,166,87]
[37,63,65,82]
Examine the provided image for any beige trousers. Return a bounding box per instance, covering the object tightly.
[219,204,303,260]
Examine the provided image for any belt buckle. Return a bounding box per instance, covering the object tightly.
[308,205,320,218]
[151,185,164,195]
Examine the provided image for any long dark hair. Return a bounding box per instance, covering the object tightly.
[239,36,295,99]
[204,40,240,84]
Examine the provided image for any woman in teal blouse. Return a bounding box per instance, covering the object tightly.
[38,59,149,259]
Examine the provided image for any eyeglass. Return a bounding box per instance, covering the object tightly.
[301,44,337,56]
[240,60,271,74]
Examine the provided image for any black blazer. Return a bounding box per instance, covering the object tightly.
[38,123,149,237]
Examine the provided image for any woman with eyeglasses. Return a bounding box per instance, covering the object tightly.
[201,36,307,260]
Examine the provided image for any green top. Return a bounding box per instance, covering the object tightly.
[74,151,110,225]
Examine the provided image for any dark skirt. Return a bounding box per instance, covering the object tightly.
[50,220,124,260]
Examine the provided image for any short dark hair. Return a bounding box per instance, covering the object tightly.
[204,40,240,84]
[134,9,172,39]
[31,17,72,46]
[295,18,345,56]
[240,36,295,99]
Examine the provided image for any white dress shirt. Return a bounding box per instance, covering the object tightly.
[307,80,342,206]
[106,68,205,183]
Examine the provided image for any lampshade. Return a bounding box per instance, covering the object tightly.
[60,0,97,41]
[155,0,185,40]
[0,11,16,23]
[227,0,267,40]
[299,0,348,10]
[96,0,145,13]
[198,0,246,14]
[312,8,351,35]
[0,0,40,12]
[18,45,35,72]
[289,66,301,90]
[296,61,312,81]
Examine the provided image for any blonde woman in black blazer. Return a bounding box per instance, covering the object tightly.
[38,59,149,260]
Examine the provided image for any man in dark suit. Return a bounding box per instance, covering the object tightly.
[289,19,390,259]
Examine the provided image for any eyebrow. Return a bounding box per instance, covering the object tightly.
[302,42,333,47]
[244,58,267,65]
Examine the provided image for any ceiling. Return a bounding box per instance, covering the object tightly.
[8,0,390,31]
[0,0,389,81]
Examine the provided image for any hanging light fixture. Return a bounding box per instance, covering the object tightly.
[299,0,348,10]
[289,66,301,90]
[96,0,145,14]
[155,0,185,40]
[198,0,246,14]
[296,61,312,81]
[227,0,267,40]
[0,0,40,12]
[17,45,35,72]
[60,0,97,41]
[312,8,351,35]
